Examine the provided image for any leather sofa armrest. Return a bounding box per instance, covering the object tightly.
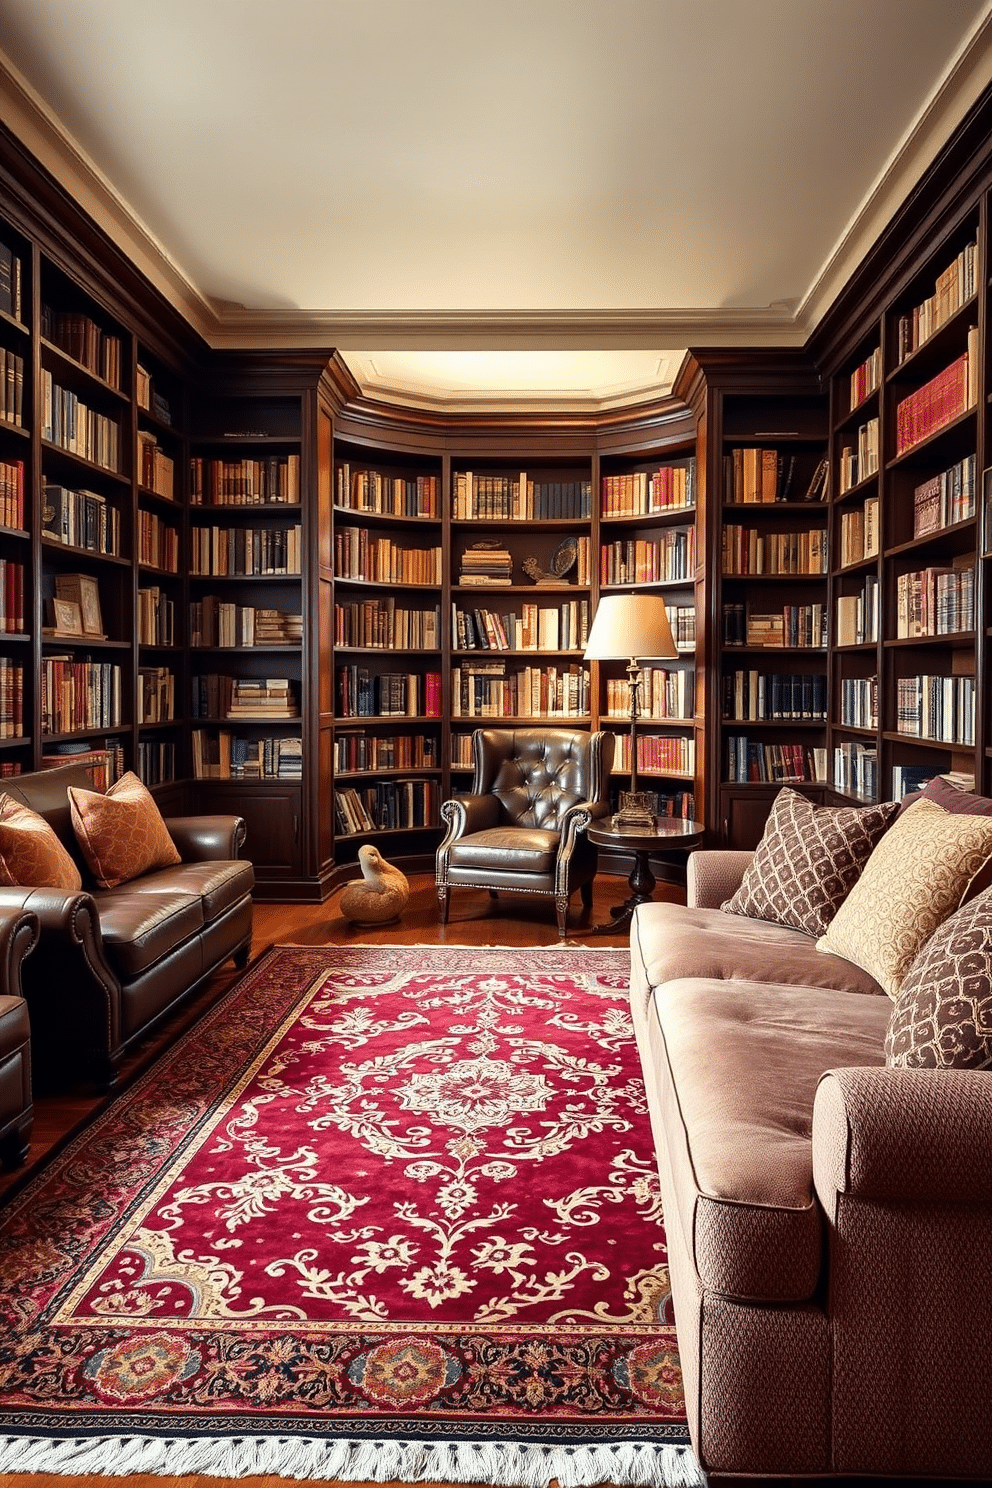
[439,794,500,842]
[686,849,755,909]
[813,1066,992,1209]
[0,904,38,998]
[164,815,247,861]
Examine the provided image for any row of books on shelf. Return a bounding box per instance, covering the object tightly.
[914,454,976,536]
[0,559,24,633]
[138,509,178,571]
[41,371,120,472]
[840,675,878,730]
[834,742,877,800]
[0,458,24,529]
[894,331,979,456]
[334,778,438,835]
[138,587,175,646]
[896,239,978,363]
[0,347,24,428]
[337,666,443,719]
[601,461,696,516]
[722,526,827,575]
[334,731,440,773]
[335,526,442,586]
[42,742,124,790]
[137,432,174,500]
[451,661,589,719]
[838,417,879,494]
[191,729,301,780]
[726,736,828,784]
[836,578,879,646]
[192,676,300,719]
[137,666,174,724]
[599,529,695,586]
[189,600,302,649]
[452,472,592,521]
[137,739,176,786]
[452,600,589,653]
[895,560,974,637]
[604,667,694,721]
[43,483,120,555]
[0,241,23,321]
[723,449,828,504]
[335,466,439,519]
[896,673,975,745]
[190,523,301,577]
[40,658,121,734]
[890,766,972,800]
[135,365,172,426]
[849,347,881,410]
[722,670,827,723]
[336,600,441,651]
[189,455,300,507]
[42,307,123,389]
[838,497,879,567]
[723,603,827,649]
[608,732,695,775]
[0,657,23,737]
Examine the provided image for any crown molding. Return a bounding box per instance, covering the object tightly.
[797,3,992,335]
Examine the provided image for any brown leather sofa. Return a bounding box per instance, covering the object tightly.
[630,849,992,1481]
[0,763,253,1089]
[0,906,39,1167]
[436,726,615,937]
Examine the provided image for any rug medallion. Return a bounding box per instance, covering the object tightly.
[0,944,697,1485]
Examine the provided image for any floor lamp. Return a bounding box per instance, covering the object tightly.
[584,592,679,826]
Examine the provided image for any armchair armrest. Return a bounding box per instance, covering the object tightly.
[687,849,754,909]
[164,815,247,861]
[438,794,500,843]
[813,1066,992,1210]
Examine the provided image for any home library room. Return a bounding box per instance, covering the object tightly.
[4,81,992,890]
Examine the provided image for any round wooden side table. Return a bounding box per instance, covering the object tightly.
[587,816,705,932]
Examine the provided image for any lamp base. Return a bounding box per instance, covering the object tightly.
[612,791,657,829]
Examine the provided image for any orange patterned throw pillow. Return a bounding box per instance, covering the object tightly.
[0,794,83,890]
[68,771,181,888]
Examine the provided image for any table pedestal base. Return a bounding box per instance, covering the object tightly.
[603,849,657,931]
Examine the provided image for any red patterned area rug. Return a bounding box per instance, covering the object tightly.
[0,944,699,1487]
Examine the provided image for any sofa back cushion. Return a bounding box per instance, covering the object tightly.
[817,799,992,1000]
[721,787,898,938]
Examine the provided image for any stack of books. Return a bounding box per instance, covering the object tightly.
[226,678,298,718]
[459,544,513,585]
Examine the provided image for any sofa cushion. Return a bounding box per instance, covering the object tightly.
[0,794,82,891]
[95,889,204,980]
[817,799,992,1000]
[69,771,181,889]
[629,900,885,1021]
[652,977,890,1304]
[722,787,898,938]
[448,826,559,874]
[885,886,992,1069]
[122,858,254,921]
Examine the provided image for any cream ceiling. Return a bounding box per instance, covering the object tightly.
[0,0,990,410]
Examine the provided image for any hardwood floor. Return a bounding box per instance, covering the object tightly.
[0,870,678,1488]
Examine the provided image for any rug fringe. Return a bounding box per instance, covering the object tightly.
[0,1433,702,1486]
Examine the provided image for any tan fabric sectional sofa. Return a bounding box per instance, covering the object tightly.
[629,783,992,1480]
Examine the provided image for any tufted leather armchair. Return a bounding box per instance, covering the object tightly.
[436,727,615,937]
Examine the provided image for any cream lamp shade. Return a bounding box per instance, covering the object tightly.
[583,592,677,662]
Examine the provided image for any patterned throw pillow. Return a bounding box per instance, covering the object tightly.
[0,794,82,890]
[68,771,181,889]
[721,787,899,938]
[817,799,992,1001]
[886,887,992,1068]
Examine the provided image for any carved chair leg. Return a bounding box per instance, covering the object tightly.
[556,894,570,938]
[437,886,450,924]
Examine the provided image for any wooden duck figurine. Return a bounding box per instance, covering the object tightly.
[339,844,410,925]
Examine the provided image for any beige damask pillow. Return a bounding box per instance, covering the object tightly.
[816,799,992,1000]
